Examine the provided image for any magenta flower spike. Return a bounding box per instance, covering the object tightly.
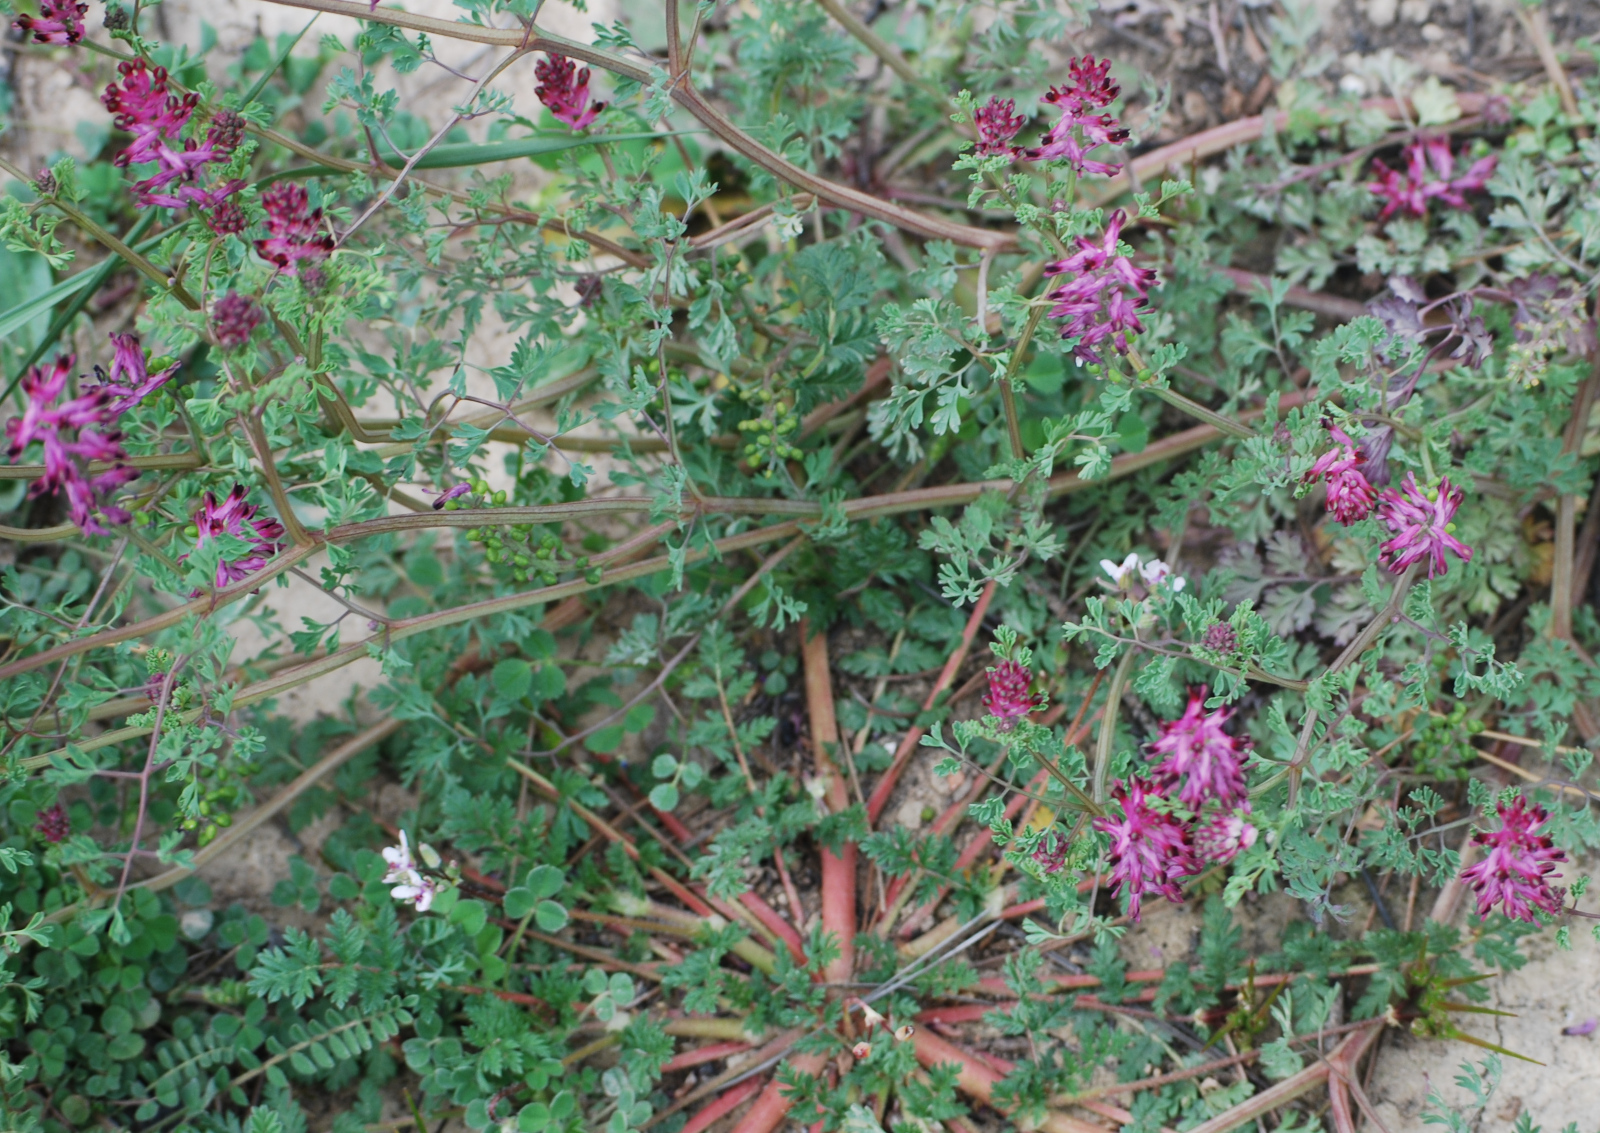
[973,96,1027,158]
[97,333,178,414]
[101,58,244,221]
[3,353,153,534]
[187,484,287,591]
[1026,56,1128,177]
[1305,424,1377,525]
[535,54,605,132]
[1376,473,1472,579]
[34,803,71,843]
[211,291,264,349]
[1043,209,1155,363]
[1459,795,1567,923]
[14,0,87,44]
[255,183,336,275]
[1148,689,1248,810]
[1368,137,1497,221]
[1092,776,1198,920]
[982,659,1041,729]
[102,59,200,169]
[1193,806,1258,864]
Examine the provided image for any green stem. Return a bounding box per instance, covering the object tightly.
[1284,565,1418,809]
[1145,385,1255,441]
[809,0,948,105]
[996,303,1048,461]
[1093,648,1137,805]
[4,210,161,401]
[0,156,200,311]
[2,414,1240,685]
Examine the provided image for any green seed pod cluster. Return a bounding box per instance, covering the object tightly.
[737,386,803,463]
[1408,704,1485,781]
[460,490,588,587]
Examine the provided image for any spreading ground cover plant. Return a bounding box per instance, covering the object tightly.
[0,0,1599,1130]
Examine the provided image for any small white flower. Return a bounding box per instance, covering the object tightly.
[1100,553,1142,589]
[773,210,806,241]
[854,999,886,1031]
[382,831,416,884]
[1101,553,1187,593]
[390,872,437,912]
[1138,558,1186,592]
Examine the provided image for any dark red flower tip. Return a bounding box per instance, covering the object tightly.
[255,182,335,275]
[14,0,87,45]
[212,291,264,349]
[535,54,604,132]
[973,96,1027,158]
[35,803,71,843]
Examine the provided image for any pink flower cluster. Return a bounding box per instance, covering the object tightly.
[13,0,87,44]
[101,59,245,227]
[1093,777,1198,919]
[1459,795,1567,923]
[1304,424,1377,525]
[184,484,287,592]
[1377,473,1472,579]
[974,97,1028,157]
[1148,691,1248,810]
[1094,689,1257,919]
[1043,209,1155,363]
[535,54,604,132]
[35,803,71,844]
[1369,137,1496,221]
[211,291,264,349]
[1027,57,1129,177]
[983,659,1042,729]
[255,183,335,276]
[4,337,175,534]
[100,332,180,414]
[969,56,1126,175]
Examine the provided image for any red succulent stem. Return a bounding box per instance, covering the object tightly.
[801,621,856,984]
[737,890,806,965]
[679,1078,764,1133]
[727,1052,829,1133]
[661,1041,751,1074]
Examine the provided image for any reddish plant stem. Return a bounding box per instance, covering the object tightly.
[1089,93,1490,206]
[738,888,806,964]
[727,1052,829,1133]
[111,659,186,908]
[607,756,806,961]
[680,1078,765,1133]
[772,846,806,930]
[506,759,715,917]
[1183,1021,1383,1133]
[801,620,857,984]
[661,1041,751,1074]
[866,580,998,824]
[909,1029,1102,1133]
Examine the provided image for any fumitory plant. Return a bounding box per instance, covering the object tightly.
[1,0,1599,1131]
